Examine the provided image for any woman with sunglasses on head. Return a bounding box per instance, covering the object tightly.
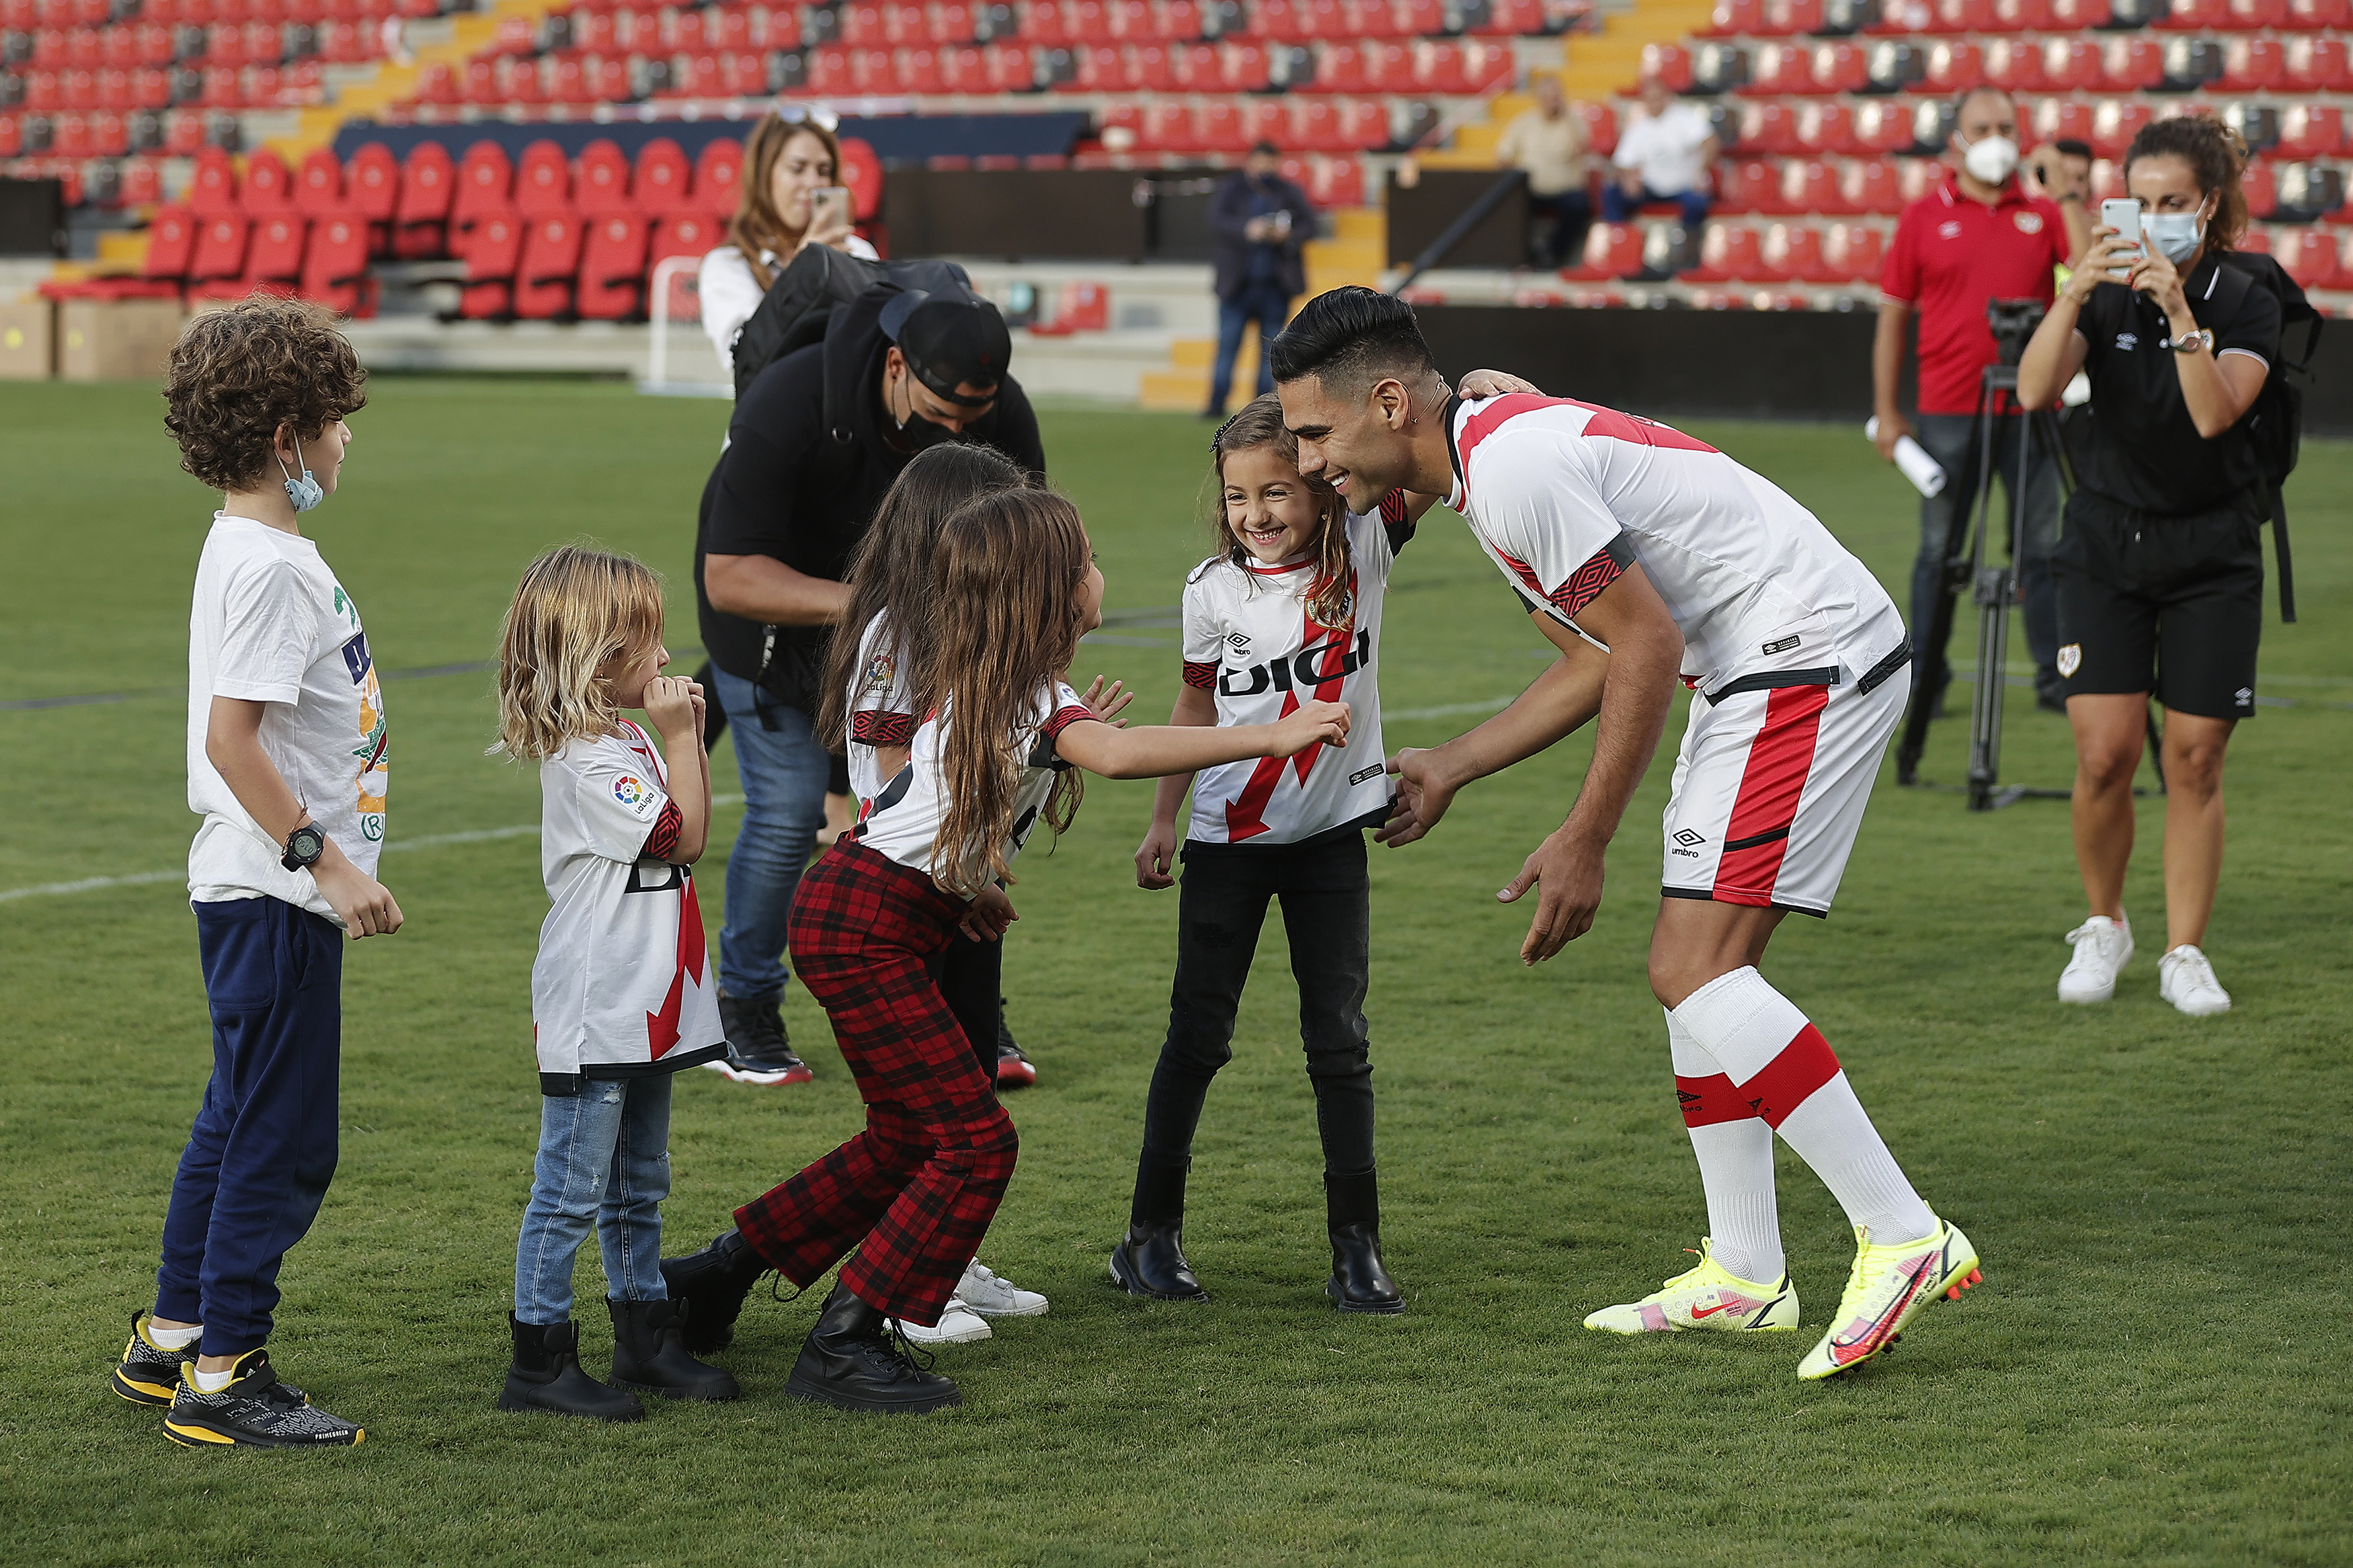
[699,108,878,378]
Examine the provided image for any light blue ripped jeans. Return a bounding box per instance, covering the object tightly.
[513,1074,672,1325]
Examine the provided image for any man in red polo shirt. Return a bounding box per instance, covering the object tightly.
[1872,87,2089,716]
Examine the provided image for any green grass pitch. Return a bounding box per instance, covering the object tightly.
[3,377,2349,1567]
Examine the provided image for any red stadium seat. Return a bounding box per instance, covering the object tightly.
[1681,222,1761,281]
[1316,153,1365,206]
[514,209,582,319]
[2278,105,2345,158]
[452,140,514,247]
[2040,37,2100,90]
[839,1,884,43]
[1238,97,1285,145]
[1640,43,1692,93]
[1394,0,1447,33]
[1124,40,1175,85]
[1925,41,1983,92]
[1854,101,1913,153]
[575,137,629,212]
[1309,40,1364,91]
[2241,159,2276,218]
[1983,40,2044,91]
[1223,38,1270,88]
[647,209,720,278]
[1839,157,1902,213]
[1578,100,1617,155]
[1290,95,1345,151]
[2282,0,2348,25]
[229,208,306,294]
[1361,39,1412,91]
[1810,41,1865,93]
[1138,99,1191,149]
[188,145,237,213]
[143,202,198,284]
[118,155,163,207]
[300,208,374,315]
[983,40,1034,89]
[2091,99,2151,159]
[1798,103,1855,155]
[694,137,743,218]
[1702,0,1765,33]
[2223,0,2284,18]
[2102,36,2163,89]
[1739,103,1796,155]
[186,208,249,290]
[2221,37,2284,89]
[1107,0,1152,34]
[294,146,342,216]
[1744,43,1809,95]
[577,208,649,319]
[460,208,522,317]
[514,138,570,216]
[2276,228,2346,288]
[1926,0,1994,29]
[1758,222,1827,282]
[1196,99,1248,152]
[1823,222,1884,280]
[1719,159,1782,214]
[1066,42,1119,87]
[1780,158,1839,213]
[635,137,692,215]
[1160,0,1201,36]
[347,139,397,218]
[393,138,452,257]
[2284,37,2348,91]
[1561,220,1644,280]
[1993,0,2052,25]
[838,136,882,220]
[2034,98,2095,149]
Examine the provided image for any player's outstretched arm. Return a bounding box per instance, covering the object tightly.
[1057,700,1348,781]
[1497,564,1682,965]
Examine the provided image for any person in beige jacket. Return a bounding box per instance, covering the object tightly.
[1497,74,1592,268]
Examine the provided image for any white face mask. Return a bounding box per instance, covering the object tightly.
[2142,208,2208,265]
[1959,132,2019,185]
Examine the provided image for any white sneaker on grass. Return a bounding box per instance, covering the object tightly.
[2059,913,2133,1003]
[956,1260,1048,1318]
[2159,945,2232,1017]
[886,1301,992,1346]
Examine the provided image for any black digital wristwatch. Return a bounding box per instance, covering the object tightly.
[281,823,325,872]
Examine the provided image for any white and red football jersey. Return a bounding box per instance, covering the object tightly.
[1444,395,1904,695]
[849,679,1095,895]
[1179,496,1412,845]
[532,720,724,1087]
[843,609,913,807]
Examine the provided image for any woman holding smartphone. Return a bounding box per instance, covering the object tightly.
[699,108,877,376]
[2016,113,2278,1020]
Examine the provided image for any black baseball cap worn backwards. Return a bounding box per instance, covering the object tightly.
[880,288,1011,407]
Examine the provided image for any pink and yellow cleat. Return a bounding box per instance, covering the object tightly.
[1796,1216,1981,1380]
[1583,1239,1801,1335]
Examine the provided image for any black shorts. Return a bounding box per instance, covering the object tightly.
[2050,488,2264,722]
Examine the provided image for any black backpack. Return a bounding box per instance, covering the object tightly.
[727,243,975,402]
[2217,250,2323,623]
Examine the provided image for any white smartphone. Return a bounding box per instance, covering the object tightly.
[811,185,852,233]
[2099,197,2143,278]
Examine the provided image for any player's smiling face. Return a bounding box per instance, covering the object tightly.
[1277,373,1410,511]
[1221,445,1326,565]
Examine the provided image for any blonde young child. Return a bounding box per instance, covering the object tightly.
[491,546,737,1421]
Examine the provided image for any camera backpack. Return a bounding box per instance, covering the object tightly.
[2215,251,2323,623]
[727,244,974,401]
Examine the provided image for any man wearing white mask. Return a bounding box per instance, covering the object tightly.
[1872,87,2090,720]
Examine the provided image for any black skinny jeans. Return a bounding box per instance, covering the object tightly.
[927,927,1002,1086]
[1133,827,1375,1221]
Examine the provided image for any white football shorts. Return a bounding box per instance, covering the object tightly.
[1659,641,1911,918]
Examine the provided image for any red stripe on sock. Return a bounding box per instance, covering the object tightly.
[1738,1024,1841,1128]
[1712,683,1829,907]
[1675,1073,1753,1128]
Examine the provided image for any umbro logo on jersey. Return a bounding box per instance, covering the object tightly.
[1226,632,1250,652]
[1761,634,1800,656]
[1673,829,1706,846]
[1216,630,1372,698]
[1349,763,1384,786]
[2116,333,2139,351]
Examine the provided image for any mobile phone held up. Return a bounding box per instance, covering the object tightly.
[811,185,852,235]
[2100,198,2143,279]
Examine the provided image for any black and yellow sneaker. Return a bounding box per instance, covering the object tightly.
[113,1311,198,1406]
[163,1349,365,1448]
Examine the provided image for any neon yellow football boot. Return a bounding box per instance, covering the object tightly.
[1796,1216,1981,1380]
[1583,1239,1801,1334]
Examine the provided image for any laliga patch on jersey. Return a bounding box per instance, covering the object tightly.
[863,650,897,694]
[2014,210,2044,235]
[2057,643,2082,677]
[612,774,659,819]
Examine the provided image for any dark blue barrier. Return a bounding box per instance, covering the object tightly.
[329,112,1087,166]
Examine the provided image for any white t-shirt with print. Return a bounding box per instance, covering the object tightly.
[1179,496,1411,846]
[842,608,914,807]
[186,513,389,922]
[848,680,1095,897]
[532,720,724,1081]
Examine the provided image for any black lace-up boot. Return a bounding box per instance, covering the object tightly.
[1111,1153,1209,1302]
[785,1281,961,1413]
[497,1315,646,1421]
[659,1229,767,1353]
[1324,1168,1404,1315]
[608,1298,742,1401]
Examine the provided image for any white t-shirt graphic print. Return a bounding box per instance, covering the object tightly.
[186,513,389,921]
[1179,496,1411,845]
[532,721,725,1085]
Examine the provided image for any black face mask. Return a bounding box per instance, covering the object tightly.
[897,411,962,451]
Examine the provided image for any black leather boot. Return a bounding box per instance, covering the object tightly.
[1109,1222,1210,1302]
[659,1229,766,1353]
[784,1280,961,1413]
[1324,1169,1404,1315]
[497,1315,645,1421]
[608,1298,742,1401]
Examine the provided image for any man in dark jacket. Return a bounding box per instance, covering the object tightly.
[1205,142,1316,419]
[694,283,1045,1083]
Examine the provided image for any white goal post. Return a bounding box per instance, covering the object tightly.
[640,254,733,399]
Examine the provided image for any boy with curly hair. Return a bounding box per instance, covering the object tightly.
[111,297,396,1448]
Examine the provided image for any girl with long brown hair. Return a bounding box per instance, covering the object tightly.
[662,488,1349,1414]
[696,109,877,376]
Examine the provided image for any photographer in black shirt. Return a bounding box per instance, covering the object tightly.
[2017,114,2278,1020]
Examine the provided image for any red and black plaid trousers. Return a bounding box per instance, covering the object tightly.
[733,840,1017,1327]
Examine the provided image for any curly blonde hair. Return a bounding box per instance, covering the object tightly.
[163,295,368,493]
[493,546,666,763]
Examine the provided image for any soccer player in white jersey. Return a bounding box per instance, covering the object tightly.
[1272,288,1983,1380]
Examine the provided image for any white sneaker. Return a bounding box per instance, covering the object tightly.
[2058,913,2133,1003]
[955,1260,1048,1318]
[886,1300,992,1345]
[2159,944,2232,1016]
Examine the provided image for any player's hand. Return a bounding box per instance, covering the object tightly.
[1375,747,1456,848]
[1135,821,1179,889]
[958,885,1018,942]
[643,675,699,737]
[1496,823,1606,964]
[1270,700,1349,756]
[1870,409,1910,464]
[1457,368,1542,401]
[1080,675,1135,728]
[315,858,403,939]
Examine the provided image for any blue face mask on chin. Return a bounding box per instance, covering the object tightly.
[278,434,323,513]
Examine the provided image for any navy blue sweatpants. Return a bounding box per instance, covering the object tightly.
[155,896,343,1358]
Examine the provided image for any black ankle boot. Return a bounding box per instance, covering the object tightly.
[1109,1221,1209,1302]
[785,1281,961,1413]
[1324,1169,1404,1315]
[658,1229,766,1354]
[608,1298,742,1401]
[497,1315,646,1421]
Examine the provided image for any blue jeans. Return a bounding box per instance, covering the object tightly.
[1210,280,1289,414]
[514,1075,672,1324]
[1601,181,1710,229]
[711,665,830,1002]
[157,896,343,1358]
[1907,411,2063,706]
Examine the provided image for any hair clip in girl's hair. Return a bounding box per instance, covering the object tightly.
[1209,415,1241,452]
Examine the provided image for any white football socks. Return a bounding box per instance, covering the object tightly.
[1667,1010,1785,1286]
[1672,967,1936,1247]
[147,1319,202,1351]
[190,1364,237,1393]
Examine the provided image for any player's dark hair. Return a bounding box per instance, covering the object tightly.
[819,443,1031,756]
[163,294,367,494]
[2124,111,2248,256]
[2053,137,2093,161]
[1208,395,1355,630]
[1266,286,1437,395]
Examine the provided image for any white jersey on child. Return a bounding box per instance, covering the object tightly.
[1443,395,1905,694]
[186,513,389,922]
[849,680,1095,896]
[532,720,724,1082]
[843,609,913,807]
[1180,494,1413,845]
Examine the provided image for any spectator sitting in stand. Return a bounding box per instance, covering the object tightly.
[1498,73,1593,271]
[1204,142,1316,421]
[1602,76,1718,232]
